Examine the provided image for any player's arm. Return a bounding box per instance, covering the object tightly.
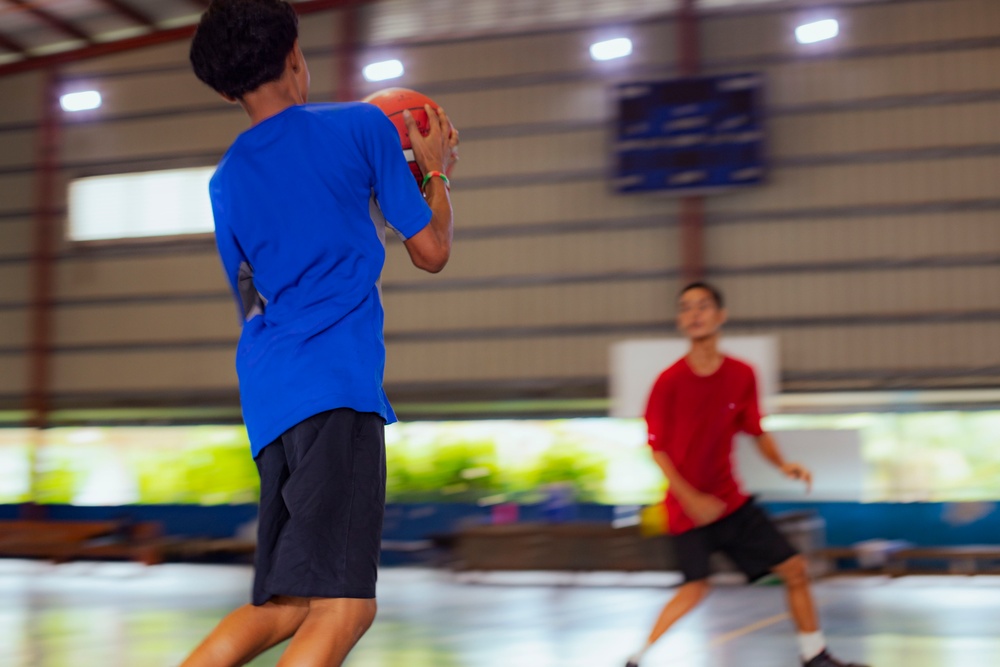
[753,433,812,492]
[402,105,458,273]
[741,372,813,491]
[646,375,725,526]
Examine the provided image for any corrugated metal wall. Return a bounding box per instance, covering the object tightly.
[0,0,997,419]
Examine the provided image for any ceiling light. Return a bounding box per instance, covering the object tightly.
[796,19,839,45]
[60,90,102,112]
[590,38,633,62]
[363,59,404,82]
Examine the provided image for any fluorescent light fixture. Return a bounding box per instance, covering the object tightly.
[590,37,633,62]
[60,90,102,112]
[795,19,839,44]
[362,59,404,82]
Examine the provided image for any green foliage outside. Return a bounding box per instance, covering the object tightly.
[1,412,999,506]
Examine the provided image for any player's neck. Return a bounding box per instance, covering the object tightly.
[240,77,306,126]
[686,336,724,376]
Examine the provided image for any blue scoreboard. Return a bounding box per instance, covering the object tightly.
[614,72,766,194]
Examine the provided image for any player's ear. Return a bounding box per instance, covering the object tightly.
[288,39,304,73]
[219,92,239,104]
[718,307,728,326]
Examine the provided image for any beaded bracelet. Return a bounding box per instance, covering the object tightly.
[421,170,450,191]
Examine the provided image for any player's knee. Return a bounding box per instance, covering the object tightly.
[308,597,377,637]
[348,598,378,638]
[774,555,809,587]
[361,599,377,628]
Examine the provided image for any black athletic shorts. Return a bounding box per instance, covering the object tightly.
[672,497,798,583]
[252,408,386,606]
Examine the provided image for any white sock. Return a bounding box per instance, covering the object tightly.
[798,631,826,662]
[628,644,650,665]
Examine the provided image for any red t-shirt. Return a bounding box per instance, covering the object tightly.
[644,355,764,534]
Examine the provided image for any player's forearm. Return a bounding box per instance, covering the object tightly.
[652,451,700,502]
[422,179,453,271]
[754,433,787,469]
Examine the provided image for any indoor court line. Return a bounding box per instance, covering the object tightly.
[709,612,790,647]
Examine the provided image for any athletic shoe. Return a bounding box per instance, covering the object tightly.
[624,662,639,667]
[803,649,869,667]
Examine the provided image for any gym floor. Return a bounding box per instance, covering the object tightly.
[1,561,997,667]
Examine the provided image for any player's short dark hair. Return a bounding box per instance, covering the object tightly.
[679,281,724,309]
[189,0,299,100]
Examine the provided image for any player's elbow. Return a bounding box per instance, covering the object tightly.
[412,246,450,273]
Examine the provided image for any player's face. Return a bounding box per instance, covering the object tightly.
[677,288,726,340]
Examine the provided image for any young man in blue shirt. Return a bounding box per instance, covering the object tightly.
[182,1,457,665]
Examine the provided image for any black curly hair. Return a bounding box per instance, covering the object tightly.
[190,0,299,99]
[679,281,724,309]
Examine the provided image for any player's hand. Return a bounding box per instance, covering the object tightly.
[404,104,458,178]
[684,492,727,527]
[781,462,813,492]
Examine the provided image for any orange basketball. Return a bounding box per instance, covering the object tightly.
[362,87,449,185]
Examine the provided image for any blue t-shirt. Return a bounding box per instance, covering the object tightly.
[209,103,431,456]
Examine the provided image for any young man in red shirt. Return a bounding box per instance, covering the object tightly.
[626,282,867,667]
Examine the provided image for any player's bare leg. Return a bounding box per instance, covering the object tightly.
[626,580,711,666]
[180,596,310,667]
[773,555,819,632]
[773,555,868,667]
[276,597,377,667]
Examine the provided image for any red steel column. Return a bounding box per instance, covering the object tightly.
[24,67,61,518]
[27,68,60,431]
[677,0,705,284]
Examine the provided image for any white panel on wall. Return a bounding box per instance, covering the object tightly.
[734,429,864,501]
[68,167,215,241]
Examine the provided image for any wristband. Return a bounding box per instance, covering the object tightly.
[421,170,450,191]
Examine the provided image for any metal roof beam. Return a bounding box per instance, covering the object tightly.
[95,0,158,29]
[0,0,370,77]
[7,0,95,44]
[0,30,28,54]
